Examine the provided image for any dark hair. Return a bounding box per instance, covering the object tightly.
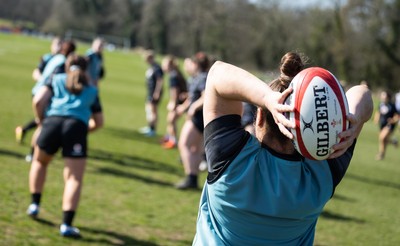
[192,52,210,72]
[60,40,76,57]
[65,55,88,94]
[269,52,305,92]
[164,55,188,93]
[265,52,305,144]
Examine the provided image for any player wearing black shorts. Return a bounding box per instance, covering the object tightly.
[161,55,188,148]
[27,55,103,238]
[15,37,62,147]
[175,52,210,189]
[374,90,399,160]
[139,51,164,137]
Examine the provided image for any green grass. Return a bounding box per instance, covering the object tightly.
[0,33,399,245]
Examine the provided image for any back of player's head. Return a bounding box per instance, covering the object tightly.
[269,52,305,93]
[92,37,104,52]
[192,52,210,73]
[65,55,88,94]
[60,40,76,57]
[264,52,306,144]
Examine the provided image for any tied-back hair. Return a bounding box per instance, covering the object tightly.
[270,52,305,92]
[265,52,306,143]
[164,55,188,93]
[65,55,88,94]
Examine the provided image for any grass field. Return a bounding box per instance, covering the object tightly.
[0,33,399,246]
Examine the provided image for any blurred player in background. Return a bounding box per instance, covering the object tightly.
[374,90,399,160]
[241,102,257,135]
[15,36,62,145]
[175,52,210,190]
[139,51,164,137]
[27,55,103,238]
[17,40,76,163]
[161,55,188,149]
[85,37,105,87]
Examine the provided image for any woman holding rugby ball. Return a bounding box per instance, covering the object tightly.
[192,52,373,245]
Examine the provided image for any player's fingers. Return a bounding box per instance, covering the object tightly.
[277,104,294,113]
[281,87,293,100]
[328,149,346,159]
[277,123,294,139]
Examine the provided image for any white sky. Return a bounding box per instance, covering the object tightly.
[252,0,346,9]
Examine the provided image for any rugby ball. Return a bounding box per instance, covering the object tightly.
[285,67,349,160]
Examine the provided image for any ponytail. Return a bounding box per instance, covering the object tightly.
[65,55,88,94]
[269,52,306,92]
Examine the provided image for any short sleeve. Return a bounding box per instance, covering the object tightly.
[204,114,250,183]
[90,96,103,114]
[327,139,357,192]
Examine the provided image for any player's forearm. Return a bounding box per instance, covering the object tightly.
[207,61,272,108]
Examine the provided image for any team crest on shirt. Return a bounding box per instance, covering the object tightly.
[72,144,83,155]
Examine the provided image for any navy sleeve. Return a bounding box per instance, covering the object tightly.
[90,96,103,114]
[327,139,357,193]
[155,66,164,79]
[169,72,179,88]
[37,57,48,73]
[204,114,250,184]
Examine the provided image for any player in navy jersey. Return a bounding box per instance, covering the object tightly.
[175,52,210,189]
[16,37,62,145]
[241,102,257,135]
[161,55,188,149]
[85,37,105,87]
[373,90,399,160]
[193,52,373,245]
[27,55,103,238]
[139,51,164,137]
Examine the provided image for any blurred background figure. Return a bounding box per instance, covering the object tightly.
[16,36,62,146]
[17,40,76,163]
[241,102,257,135]
[161,55,188,149]
[175,52,210,190]
[27,55,103,238]
[374,90,399,160]
[85,37,105,87]
[139,50,164,137]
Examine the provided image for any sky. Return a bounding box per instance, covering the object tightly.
[251,0,345,9]
[280,0,339,8]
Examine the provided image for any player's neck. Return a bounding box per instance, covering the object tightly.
[259,133,295,155]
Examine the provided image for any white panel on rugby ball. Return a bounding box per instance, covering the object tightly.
[285,67,349,160]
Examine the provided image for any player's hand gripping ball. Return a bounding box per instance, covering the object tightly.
[285,67,349,160]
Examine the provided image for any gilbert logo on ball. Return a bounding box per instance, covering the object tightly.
[285,67,349,160]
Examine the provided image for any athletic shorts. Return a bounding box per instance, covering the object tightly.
[380,122,396,131]
[146,88,163,105]
[191,110,204,133]
[37,116,88,158]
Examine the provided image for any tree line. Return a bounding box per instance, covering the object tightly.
[1,0,399,89]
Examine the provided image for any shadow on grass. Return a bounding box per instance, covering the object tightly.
[346,173,400,190]
[331,193,357,203]
[33,217,57,227]
[102,126,162,145]
[321,210,365,224]
[96,167,174,187]
[78,226,160,246]
[89,148,181,176]
[0,148,25,159]
[32,218,161,245]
